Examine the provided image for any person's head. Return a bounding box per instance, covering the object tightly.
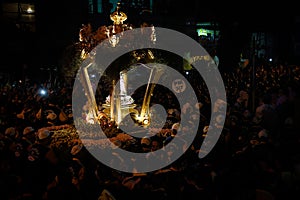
[23,126,36,142]
[5,127,18,139]
[37,129,51,145]
[70,143,84,157]
[141,137,151,152]
[151,139,161,152]
[210,48,217,57]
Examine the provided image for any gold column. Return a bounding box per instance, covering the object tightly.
[110,80,115,121]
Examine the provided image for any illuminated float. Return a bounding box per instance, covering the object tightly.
[78,2,161,128]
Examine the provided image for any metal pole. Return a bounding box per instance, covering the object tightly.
[252,35,256,113]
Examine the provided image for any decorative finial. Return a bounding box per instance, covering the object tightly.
[110,2,127,25]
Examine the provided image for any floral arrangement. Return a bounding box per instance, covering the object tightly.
[50,125,80,152]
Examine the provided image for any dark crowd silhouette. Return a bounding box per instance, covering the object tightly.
[0,62,300,200]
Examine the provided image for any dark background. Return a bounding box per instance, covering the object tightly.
[1,0,299,80]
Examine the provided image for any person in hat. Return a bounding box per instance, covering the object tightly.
[70,143,83,156]
[22,126,36,147]
[3,126,25,161]
[35,128,54,150]
[5,127,18,139]
[23,128,58,199]
[13,127,36,165]
[141,136,151,152]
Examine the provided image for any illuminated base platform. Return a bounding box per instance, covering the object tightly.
[102,103,138,124]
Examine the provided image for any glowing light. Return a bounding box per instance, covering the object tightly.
[143,119,149,125]
[27,7,33,13]
[39,89,47,96]
[86,112,95,124]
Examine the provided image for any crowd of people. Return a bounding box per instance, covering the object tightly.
[0,62,300,200]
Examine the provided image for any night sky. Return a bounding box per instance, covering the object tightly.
[1,1,299,79]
